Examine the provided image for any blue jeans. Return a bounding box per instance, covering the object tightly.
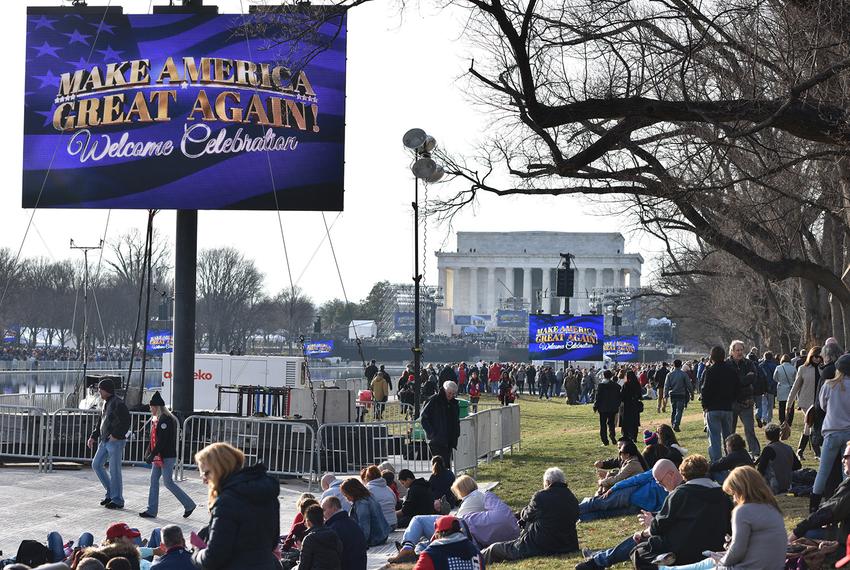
[93,438,126,506]
[589,536,637,567]
[670,396,686,428]
[759,394,775,423]
[813,430,850,495]
[579,486,638,522]
[147,457,196,515]
[659,559,714,570]
[705,410,734,462]
[47,531,93,562]
[401,514,439,549]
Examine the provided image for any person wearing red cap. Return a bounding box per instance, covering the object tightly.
[412,515,484,570]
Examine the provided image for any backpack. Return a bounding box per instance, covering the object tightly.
[15,540,52,567]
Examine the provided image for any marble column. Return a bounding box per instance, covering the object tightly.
[523,266,533,309]
[549,267,559,314]
[470,267,479,314]
[595,267,602,289]
[438,266,447,304]
[452,268,463,313]
[486,267,495,316]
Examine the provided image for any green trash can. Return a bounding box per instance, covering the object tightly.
[457,398,470,418]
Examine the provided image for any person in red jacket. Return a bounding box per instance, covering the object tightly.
[488,362,502,395]
[413,515,484,570]
[458,363,468,395]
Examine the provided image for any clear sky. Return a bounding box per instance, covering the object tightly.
[5,0,656,305]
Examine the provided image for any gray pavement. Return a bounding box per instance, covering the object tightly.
[0,465,305,555]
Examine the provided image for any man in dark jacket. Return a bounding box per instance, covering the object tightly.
[86,378,131,509]
[526,364,536,395]
[323,496,367,570]
[151,525,193,570]
[481,467,580,563]
[654,363,670,413]
[364,360,378,382]
[594,370,622,446]
[299,505,342,570]
[631,455,733,569]
[701,346,738,461]
[395,469,434,527]
[420,382,460,465]
[664,360,692,432]
[728,340,761,455]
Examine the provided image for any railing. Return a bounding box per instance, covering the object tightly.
[0,401,518,480]
[0,392,71,413]
[180,415,316,485]
[0,404,49,472]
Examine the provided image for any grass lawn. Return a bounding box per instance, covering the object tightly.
[470,393,814,569]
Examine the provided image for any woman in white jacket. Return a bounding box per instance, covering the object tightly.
[773,354,796,425]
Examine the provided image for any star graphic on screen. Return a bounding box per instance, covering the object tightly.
[35,110,55,128]
[67,57,91,70]
[31,15,57,30]
[32,41,62,59]
[34,69,60,89]
[91,21,117,35]
[62,29,91,45]
[97,45,123,61]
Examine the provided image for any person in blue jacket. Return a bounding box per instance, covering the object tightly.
[340,478,390,546]
[323,496,367,570]
[578,462,670,522]
[151,526,193,570]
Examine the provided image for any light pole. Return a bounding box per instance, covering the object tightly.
[402,128,444,417]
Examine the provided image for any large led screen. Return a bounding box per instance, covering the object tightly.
[23,8,346,210]
[528,314,604,360]
[604,335,639,362]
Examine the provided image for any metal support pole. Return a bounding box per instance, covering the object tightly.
[173,210,197,416]
[413,170,423,417]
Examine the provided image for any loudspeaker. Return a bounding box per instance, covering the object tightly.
[556,268,575,297]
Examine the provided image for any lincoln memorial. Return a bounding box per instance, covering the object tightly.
[434,232,643,332]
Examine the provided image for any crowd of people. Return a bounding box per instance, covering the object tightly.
[0,347,138,364]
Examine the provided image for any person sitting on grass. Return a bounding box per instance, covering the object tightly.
[597,441,648,495]
[575,459,683,570]
[789,440,850,545]
[396,469,436,528]
[387,475,488,564]
[579,455,669,522]
[656,425,688,464]
[480,467,580,564]
[708,433,753,483]
[630,455,733,569]
[593,437,633,471]
[412,515,484,570]
[755,422,801,494]
[656,465,786,570]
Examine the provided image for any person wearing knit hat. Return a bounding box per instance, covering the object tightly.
[139,392,196,519]
[87,377,131,509]
[643,430,659,446]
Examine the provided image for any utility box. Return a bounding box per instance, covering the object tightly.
[289,388,356,424]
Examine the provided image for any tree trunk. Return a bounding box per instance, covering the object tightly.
[801,279,831,346]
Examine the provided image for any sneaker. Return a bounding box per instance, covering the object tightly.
[139,511,155,518]
[581,548,594,559]
[673,426,681,432]
[394,541,403,553]
[387,549,417,564]
[100,498,111,506]
[104,502,123,510]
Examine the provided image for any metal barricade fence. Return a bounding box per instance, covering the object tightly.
[361,401,414,423]
[0,392,71,413]
[0,404,49,472]
[48,409,154,471]
[180,415,316,484]
[315,420,432,477]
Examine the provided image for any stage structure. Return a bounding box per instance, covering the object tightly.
[378,283,443,338]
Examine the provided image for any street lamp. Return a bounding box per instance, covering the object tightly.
[403,128,445,417]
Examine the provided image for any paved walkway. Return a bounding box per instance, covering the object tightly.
[0,465,305,554]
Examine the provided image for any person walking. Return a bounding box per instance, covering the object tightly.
[420,381,460,466]
[728,340,761,456]
[192,442,280,570]
[809,354,850,513]
[139,392,196,519]
[788,346,823,460]
[87,378,131,510]
[620,370,643,442]
[701,346,737,462]
[370,370,389,420]
[664,360,693,432]
[654,363,670,413]
[594,370,621,446]
[758,352,778,425]
[774,353,796,424]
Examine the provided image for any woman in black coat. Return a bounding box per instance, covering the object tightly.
[140,391,196,519]
[192,442,280,570]
[620,370,643,442]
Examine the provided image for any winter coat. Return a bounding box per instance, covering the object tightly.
[147,413,178,461]
[400,478,434,519]
[430,468,458,507]
[515,482,580,555]
[462,491,520,548]
[759,359,779,395]
[774,363,796,401]
[701,363,737,412]
[366,477,398,528]
[370,376,389,402]
[298,526,343,570]
[325,510,367,570]
[350,495,390,546]
[789,364,820,410]
[151,547,194,570]
[594,380,621,414]
[599,456,645,490]
[420,388,460,450]
[728,358,756,405]
[664,369,692,399]
[191,464,280,570]
[90,394,131,441]
[320,480,351,513]
[609,470,668,512]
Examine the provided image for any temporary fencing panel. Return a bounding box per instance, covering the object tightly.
[48,409,153,470]
[181,415,315,482]
[0,405,49,471]
[316,420,431,476]
[0,393,70,413]
[454,415,478,473]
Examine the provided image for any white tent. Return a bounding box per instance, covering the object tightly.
[348,320,377,339]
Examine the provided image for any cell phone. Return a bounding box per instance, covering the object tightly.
[189,531,207,549]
